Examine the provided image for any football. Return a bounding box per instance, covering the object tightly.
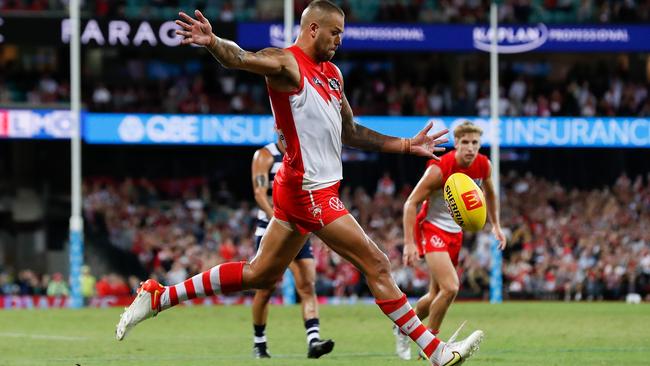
[443,173,487,232]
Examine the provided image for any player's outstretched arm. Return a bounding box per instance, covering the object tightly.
[340,93,449,159]
[251,148,275,219]
[402,166,442,266]
[482,162,507,250]
[176,10,297,79]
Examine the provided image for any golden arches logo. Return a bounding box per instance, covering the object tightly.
[461,189,483,211]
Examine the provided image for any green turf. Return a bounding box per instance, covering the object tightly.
[0,302,648,365]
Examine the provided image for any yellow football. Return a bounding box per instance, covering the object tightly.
[443,172,487,232]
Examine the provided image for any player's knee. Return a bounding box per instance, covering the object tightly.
[255,287,275,300]
[439,281,459,301]
[264,282,279,294]
[295,279,316,298]
[421,292,435,304]
[366,250,392,280]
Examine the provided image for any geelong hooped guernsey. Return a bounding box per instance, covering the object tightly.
[255,143,283,236]
[421,150,490,233]
[268,46,344,191]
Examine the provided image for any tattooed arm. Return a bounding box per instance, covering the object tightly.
[251,148,275,219]
[205,40,296,78]
[176,10,299,83]
[340,92,398,152]
[340,92,449,158]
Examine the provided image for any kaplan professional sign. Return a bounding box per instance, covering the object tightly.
[237,23,650,53]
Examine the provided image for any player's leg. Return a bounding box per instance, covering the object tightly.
[315,215,442,359]
[251,287,274,358]
[251,234,275,358]
[415,223,463,336]
[415,277,439,324]
[402,276,440,360]
[315,214,482,365]
[289,253,334,358]
[116,218,308,340]
[423,251,459,333]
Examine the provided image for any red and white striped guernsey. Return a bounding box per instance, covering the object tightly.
[268,46,344,191]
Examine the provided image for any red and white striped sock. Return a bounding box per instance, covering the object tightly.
[159,261,244,310]
[377,294,441,359]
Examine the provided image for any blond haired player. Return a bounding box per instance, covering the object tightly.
[116,2,483,364]
[398,121,507,360]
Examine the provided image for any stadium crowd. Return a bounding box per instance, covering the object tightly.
[2,0,648,23]
[4,170,647,302]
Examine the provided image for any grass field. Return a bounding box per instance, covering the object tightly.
[0,302,648,365]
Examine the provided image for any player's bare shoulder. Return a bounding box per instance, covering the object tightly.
[260,48,301,92]
[253,146,274,167]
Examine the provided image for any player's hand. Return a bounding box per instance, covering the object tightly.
[402,243,420,267]
[409,121,449,160]
[493,226,507,250]
[176,10,214,47]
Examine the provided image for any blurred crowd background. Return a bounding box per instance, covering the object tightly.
[2,171,649,302]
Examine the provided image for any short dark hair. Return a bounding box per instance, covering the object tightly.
[306,0,345,17]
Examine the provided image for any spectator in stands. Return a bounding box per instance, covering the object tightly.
[46,272,69,297]
[81,265,96,304]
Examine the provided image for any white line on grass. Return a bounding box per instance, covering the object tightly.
[0,332,87,341]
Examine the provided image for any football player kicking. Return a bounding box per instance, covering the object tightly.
[117,3,483,365]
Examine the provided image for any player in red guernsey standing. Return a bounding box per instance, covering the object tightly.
[116,2,483,364]
[398,121,507,360]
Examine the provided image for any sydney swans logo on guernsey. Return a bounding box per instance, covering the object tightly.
[461,190,483,211]
[312,77,323,87]
[328,197,345,212]
[328,78,340,91]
